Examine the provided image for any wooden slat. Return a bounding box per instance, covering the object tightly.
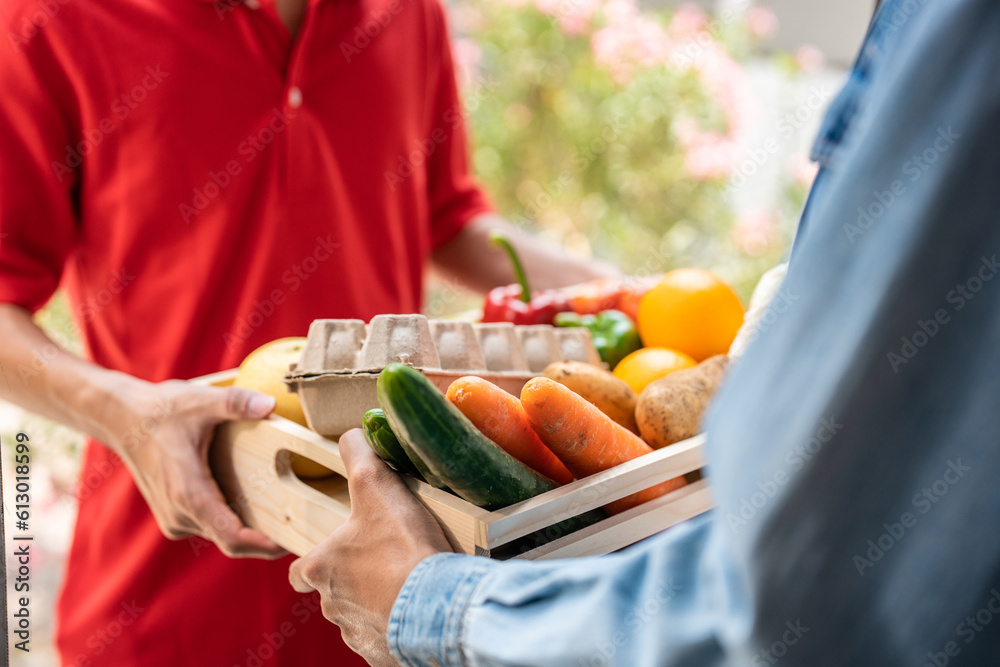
[482,435,706,549]
[513,479,713,560]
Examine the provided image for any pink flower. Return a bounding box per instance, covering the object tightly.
[675,122,739,180]
[556,0,599,36]
[746,6,779,39]
[603,0,638,26]
[591,26,626,67]
[450,5,485,33]
[688,43,758,142]
[683,136,738,180]
[731,210,780,256]
[453,38,482,87]
[668,3,708,40]
[590,7,673,77]
[794,44,826,73]
[559,13,591,35]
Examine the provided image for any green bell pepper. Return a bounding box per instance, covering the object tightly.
[554,309,642,369]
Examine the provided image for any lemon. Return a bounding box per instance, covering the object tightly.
[234,337,333,479]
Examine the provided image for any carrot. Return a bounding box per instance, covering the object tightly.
[447,377,575,485]
[520,377,686,514]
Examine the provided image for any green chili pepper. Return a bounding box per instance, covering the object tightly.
[554,309,642,369]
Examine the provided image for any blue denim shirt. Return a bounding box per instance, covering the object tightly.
[388,0,1000,664]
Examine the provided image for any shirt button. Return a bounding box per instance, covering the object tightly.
[244,0,259,8]
[288,86,303,109]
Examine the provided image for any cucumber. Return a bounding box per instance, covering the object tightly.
[361,409,423,479]
[377,363,557,510]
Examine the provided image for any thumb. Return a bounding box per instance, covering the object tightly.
[214,386,276,421]
[339,428,403,501]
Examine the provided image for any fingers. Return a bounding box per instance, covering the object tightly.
[187,479,287,559]
[211,386,276,421]
[338,428,454,553]
[338,428,396,487]
[288,557,318,594]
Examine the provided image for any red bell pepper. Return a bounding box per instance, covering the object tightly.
[561,274,662,321]
[481,232,571,325]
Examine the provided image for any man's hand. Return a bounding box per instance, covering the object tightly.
[289,429,453,665]
[113,379,287,559]
[0,304,285,559]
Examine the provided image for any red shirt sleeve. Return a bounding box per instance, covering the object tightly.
[423,0,493,249]
[0,32,79,313]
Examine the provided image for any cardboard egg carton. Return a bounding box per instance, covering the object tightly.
[284,314,602,436]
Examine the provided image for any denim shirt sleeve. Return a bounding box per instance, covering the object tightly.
[390,1,1000,664]
[389,516,734,667]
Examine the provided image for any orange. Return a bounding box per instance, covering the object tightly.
[612,347,696,394]
[637,268,744,361]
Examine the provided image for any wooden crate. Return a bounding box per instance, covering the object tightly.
[203,370,713,560]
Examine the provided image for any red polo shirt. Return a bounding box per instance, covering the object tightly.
[0,0,489,661]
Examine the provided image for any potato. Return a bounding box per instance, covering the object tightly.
[542,361,639,433]
[636,355,729,449]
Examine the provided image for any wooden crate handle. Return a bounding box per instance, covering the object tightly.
[210,419,353,556]
[210,417,492,556]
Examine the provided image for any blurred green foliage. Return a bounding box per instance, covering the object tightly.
[455,0,800,298]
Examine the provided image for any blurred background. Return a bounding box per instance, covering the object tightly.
[2,0,874,663]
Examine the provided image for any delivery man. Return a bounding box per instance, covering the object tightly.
[0,0,615,663]
[288,0,1000,664]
